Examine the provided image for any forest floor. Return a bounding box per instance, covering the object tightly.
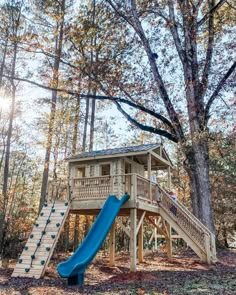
[0,248,235,295]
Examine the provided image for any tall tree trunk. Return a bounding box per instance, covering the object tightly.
[72,95,80,155]
[82,86,91,152]
[73,213,80,250]
[89,0,97,152]
[0,40,17,254]
[0,33,8,87]
[89,89,96,151]
[72,95,81,248]
[185,140,215,232]
[39,0,65,212]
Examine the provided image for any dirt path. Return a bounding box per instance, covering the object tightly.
[0,249,235,294]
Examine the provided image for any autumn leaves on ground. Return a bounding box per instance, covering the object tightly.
[0,249,236,295]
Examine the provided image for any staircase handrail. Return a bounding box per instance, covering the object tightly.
[157,184,214,237]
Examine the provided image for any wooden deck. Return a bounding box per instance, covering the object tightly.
[46,174,217,266]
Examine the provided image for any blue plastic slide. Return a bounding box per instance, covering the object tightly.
[57,194,130,285]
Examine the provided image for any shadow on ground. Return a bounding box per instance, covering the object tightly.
[0,249,235,295]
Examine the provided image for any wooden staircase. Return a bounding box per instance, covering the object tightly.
[12,201,70,278]
[158,189,217,264]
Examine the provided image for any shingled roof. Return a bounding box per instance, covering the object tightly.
[67,143,160,161]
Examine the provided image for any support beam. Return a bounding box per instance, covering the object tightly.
[204,233,211,265]
[130,208,137,271]
[147,153,152,201]
[146,216,167,238]
[166,222,172,259]
[138,221,144,263]
[154,218,157,250]
[150,150,173,167]
[148,230,155,245]
[109,222,116,266]
[116,218,130,238]
[167,166,171,190]
[136,211,146,236]
[131,173,137,201]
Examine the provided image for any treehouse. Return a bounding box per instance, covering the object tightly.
[12,143,217,281]
[68,143,172,207]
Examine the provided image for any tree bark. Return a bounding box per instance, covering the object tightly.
[72,94,81,155]
[73,213,80,250]
[39,0,66,212]
[185,140,215,232]
[89,89,96,151]
[0,38,17,254]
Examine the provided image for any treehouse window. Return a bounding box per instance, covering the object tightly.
[77,167,85,178]
[90,165,95,177]
[100,164,110,176]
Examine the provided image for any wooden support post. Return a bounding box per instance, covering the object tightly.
[131,174,137,201]
[130,208,137,271]
[110,175,114,195]
[204,233,211,265]
[166,222,172,259]
[138,221,144,263]
[154,218,157,251]
[148,153,152,201]
[167,166,171,190]
[68,162,71,200]
[109,222,116,266]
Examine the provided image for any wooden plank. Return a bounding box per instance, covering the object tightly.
[138,221,144,263]
[41,203,70,277]
[150,150,173,168]
[146,216,167,238]
[109,222,116,267]
[166,222,172,259]
[136,201,160,214]
[147,153,152,201]
[12,273,41,279]
[136,211,146,236]
[130,208,137,272]
[116,219,130,238]
[12,202,70,279]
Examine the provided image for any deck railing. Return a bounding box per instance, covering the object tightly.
[72,175,112,201]
[47,179,68,202]
[47,173,160,203]
[136,174,158,204]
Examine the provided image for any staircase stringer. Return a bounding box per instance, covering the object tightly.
[159,207,207,262]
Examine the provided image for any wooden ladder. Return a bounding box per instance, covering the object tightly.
[158,190,217,264]
[12,201,70,278]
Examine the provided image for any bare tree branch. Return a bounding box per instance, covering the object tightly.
[81,93,175,131]
[106,0,134,26]
[1,74,77,95]
[115,101,178,142]
[200,0,215,98]
[127,0,185,141]
[167,0,186,65]
[2,74,175,133]
[204,61,236,122]
[198,0,227,26]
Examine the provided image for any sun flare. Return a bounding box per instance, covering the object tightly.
[0,95,11,111]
